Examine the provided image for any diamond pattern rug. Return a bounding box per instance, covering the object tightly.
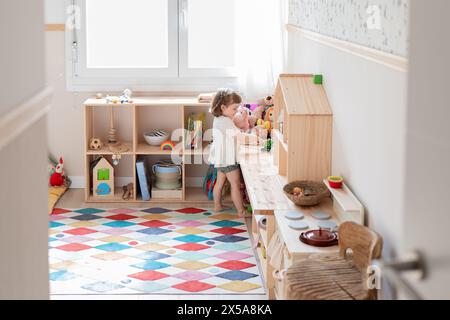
[49,207,265,295]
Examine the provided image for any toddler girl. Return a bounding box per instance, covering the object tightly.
[208,89,260,218]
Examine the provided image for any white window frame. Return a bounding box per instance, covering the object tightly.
[66,0,239,92]
[178,0,238,78]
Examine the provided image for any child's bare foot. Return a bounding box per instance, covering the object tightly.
[237,210,247,218]
[212,205,232,213]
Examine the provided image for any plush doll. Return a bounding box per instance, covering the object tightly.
[233,106,255,132]
[50,157,66,187]
[262,96,274,112]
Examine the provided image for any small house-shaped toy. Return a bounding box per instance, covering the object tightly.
[92,156,114,199]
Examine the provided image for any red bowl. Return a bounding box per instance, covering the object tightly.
[328,176,343,189]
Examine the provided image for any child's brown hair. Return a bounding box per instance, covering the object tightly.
[210,88,242,117]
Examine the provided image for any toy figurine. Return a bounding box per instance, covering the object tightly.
[50,157,66,187]
[262,139,272,152]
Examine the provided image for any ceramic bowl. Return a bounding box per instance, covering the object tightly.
[144,130,169,146]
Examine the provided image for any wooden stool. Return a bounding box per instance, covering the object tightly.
[279,222,383,300]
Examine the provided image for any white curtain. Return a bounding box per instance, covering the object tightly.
[235,0,288,101]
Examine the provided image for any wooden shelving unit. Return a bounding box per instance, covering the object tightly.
[83,97,216,204]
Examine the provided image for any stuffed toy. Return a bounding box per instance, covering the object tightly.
[50,157,66,187]
[233,106,256,132]
[262,96,274,115]
[246,96,273,140]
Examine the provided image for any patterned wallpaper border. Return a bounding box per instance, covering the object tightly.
[288,0,409,57]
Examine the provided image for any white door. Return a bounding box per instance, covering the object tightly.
[0,0,50,299]
[384,0,450,300]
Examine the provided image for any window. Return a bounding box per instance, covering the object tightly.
[67,0,238,91]
[86,0,170,69]
[179,0,237,77]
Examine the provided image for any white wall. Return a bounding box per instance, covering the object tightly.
[45,0,66,23]
[286,32,407,282]
[0,0,49,299]
[286,0,410,301]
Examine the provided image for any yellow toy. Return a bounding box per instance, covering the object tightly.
[257,119,272,131]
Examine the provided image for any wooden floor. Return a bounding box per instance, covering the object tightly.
[51,189,267,300]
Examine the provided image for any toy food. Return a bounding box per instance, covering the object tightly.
[293,187,304,195]
[328,176,343,189]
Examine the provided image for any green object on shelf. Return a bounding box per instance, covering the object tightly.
[313,74,323,84]
[97,168,110,181]
[262,139,272,152]
[247,204,253,214]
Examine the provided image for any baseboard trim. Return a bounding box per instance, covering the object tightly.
[286,24,408,72]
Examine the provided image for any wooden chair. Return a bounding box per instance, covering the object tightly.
[281,222,383,300]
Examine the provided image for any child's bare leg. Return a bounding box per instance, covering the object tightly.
[225,169,246,217]
[213,170,230,212]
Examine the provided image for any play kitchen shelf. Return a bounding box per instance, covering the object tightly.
[83,97,217,203]
[237,74,367,300]
[323,179,364,225]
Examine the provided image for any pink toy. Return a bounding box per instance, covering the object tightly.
[50,157,66,187]
[233,106,255,132]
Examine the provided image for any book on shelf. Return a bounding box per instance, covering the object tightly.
[136,158,152,201]
[186,120,203,150]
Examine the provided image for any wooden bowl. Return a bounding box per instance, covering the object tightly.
[300,229,339,247]
[283,181,330,206]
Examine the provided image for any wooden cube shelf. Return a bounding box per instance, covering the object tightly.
[83,97,220,204]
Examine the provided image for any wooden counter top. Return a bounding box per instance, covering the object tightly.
[238,145,297,215]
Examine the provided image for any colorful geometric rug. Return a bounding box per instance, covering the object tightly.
[49,207,265,295]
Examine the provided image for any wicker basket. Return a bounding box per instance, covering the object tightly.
[283,181,330,206]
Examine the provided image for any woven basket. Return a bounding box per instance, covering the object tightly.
[283,181,330,206]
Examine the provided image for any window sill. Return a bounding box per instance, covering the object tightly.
[66,76,240,93]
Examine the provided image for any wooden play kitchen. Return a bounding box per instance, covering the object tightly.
[239,74,365,299]
[83,97,215,203]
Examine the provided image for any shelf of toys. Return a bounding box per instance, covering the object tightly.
[84,91,215,203]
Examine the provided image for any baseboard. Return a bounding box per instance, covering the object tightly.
[68,176,85,189]
[69,176,204,189]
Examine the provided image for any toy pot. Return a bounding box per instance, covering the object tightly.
[152,164,182,190]
[328,176,343,189]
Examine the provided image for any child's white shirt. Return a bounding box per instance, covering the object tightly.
[208,116,240,168]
